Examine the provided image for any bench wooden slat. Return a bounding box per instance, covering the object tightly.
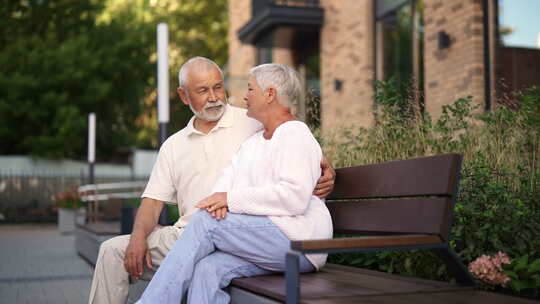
[327,198,452,239]
[291,234,442,252]
[300,290,539,304]
[78,181,146,192]
[231,264,470,302]
[327,153,461,199]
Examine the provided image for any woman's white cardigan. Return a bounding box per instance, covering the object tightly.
[212,121,333,269]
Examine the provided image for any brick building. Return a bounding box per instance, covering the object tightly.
[227,0,540,130]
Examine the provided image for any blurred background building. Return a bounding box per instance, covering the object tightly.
[226,0,540,129]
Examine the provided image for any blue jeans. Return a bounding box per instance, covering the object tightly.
[136,211,314,304]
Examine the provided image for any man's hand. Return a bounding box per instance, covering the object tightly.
[196,192,228,220]
[124,237,153,280]
[314,156,335,199]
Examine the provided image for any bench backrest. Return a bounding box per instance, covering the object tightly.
[78,181,146,222]
[326,153,462,242]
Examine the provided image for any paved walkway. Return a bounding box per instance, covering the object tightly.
[0,224,93,303]
[0,224,146,304]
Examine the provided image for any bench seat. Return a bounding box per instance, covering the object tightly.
[231,263,469,303]
[230,264,536,304]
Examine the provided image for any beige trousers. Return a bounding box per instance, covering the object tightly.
[88,225,183,304]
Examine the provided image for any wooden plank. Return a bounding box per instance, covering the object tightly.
[230,264,467,302]
[78,181,146,192]
[327,198,451,236]
[307,265,468,295]
[302,290,540,304]
[291,234,442,252]
[229,286,281,304]
[327,154,461,199]
[232,273,381,302]
[320,264,457,289]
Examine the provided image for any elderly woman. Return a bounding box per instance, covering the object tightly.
[136,64,333,304]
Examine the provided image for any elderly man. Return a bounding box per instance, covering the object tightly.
[88,57,335,304]
[137,63,332,304]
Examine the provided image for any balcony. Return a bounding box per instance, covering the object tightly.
[238,0,324,44]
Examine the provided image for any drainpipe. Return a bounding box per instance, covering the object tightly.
[483,0,492,111]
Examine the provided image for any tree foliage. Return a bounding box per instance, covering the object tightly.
[0,0,228,159]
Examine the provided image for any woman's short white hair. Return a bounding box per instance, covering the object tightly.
[178,56,223,89]
[250,63,302,109]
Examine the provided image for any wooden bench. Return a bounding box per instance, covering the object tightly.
[229,153,477,304]
[75,181,146,265]
[78,181,146,223]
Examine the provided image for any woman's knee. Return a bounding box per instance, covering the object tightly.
[192,209,210,221]
[190,210,216,228]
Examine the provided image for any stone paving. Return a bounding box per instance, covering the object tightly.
[0,224,92,303]
[0,224,146,304]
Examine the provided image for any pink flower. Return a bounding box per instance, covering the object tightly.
[468,252,511,288]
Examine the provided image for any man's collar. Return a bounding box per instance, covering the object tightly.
[184,116,199,136]
[186,104,234,136]
[215,104,234,129]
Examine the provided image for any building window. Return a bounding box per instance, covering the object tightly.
[375,0,424,109]
[299,49,320,128]
[256,33,273,64]
[257,47,272,64]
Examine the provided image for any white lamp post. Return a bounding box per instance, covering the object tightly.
[88,112,96,184]
[156,23,170,225]
[157,23,170,148]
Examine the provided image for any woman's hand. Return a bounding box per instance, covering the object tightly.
[196,192,228,220]
[314,156,335,198]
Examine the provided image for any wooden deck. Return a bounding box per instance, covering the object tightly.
[231,264,536,304]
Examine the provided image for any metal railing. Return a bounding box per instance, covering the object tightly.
[0,172,145,222]
[78,181,146,223]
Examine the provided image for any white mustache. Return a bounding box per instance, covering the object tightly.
[204,100,225,110]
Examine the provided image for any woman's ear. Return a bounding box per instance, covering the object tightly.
[266,87,277,104]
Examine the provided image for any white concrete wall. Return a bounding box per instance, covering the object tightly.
[132,150,158,177]
[0,149,158,177]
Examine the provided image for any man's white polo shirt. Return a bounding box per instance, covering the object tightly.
[142,105,262,228]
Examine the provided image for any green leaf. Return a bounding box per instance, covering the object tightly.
[511,280,527,292]
[505,270,518,280]
[527,258,540,274]
[514,255,530,272]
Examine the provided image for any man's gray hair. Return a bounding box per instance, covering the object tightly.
[250,63,302,109]
[178,56,223,89]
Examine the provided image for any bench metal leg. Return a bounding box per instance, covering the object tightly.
[286,250,301,304]
[433,247,476,286]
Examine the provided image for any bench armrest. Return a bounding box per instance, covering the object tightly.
[291,234,443,253]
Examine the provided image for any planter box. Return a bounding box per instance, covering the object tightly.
[58,207,86,234]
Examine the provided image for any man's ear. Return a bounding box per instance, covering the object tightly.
[177,87,189,105]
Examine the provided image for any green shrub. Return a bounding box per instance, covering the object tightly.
[505,255,540,296]
[321,83,540,298]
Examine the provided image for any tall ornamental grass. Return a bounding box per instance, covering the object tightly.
[316,80,539,298]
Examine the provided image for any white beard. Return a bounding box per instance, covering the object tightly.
[189,99,227,122]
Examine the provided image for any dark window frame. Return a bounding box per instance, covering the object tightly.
[373,0,424,113]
